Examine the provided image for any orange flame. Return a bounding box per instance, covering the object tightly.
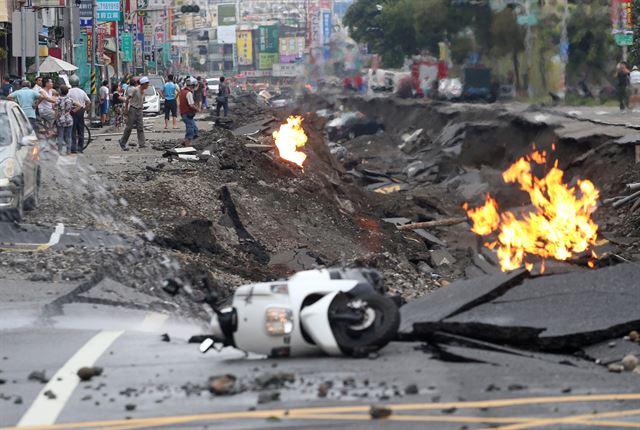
[464,150,600,272]
[273,116,308,168]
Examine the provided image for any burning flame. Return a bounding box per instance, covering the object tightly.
[273,115,308,168]
[464,149,600,272]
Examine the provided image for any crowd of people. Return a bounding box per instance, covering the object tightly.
[0,72,232,152]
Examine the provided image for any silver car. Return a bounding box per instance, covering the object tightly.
[0,101,40,221]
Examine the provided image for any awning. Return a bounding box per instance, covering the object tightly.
[38,56,78,73]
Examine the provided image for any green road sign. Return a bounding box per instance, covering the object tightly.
[615,33,633,46]
[122,33,133,62]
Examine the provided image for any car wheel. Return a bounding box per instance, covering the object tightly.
[8,186,24,222]
[24,169,40,210]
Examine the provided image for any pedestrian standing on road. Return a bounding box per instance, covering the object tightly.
[0,77,13,98]
[202,77,208,109]
[67,75,91,154]
[54,85,76,155]
[8,81,43,130]
[194,77,204,110]
[215,76,230,118]
[33,76,43,93]
[161,74,179,129]
[179,77,200,146]
[36,77,59,139]
[111,83,125,128]
[99,80,110,125]
[119,76,149,151]
[616,62,631,111]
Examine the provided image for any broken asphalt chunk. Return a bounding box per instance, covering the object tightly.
[439,264,640,350]
[399,269,528,336]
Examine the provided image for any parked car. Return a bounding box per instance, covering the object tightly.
[206,78,220,94]
[0,101,41,221]
[143,86,161,115]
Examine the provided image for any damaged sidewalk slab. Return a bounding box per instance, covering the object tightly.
[401,264,640,352]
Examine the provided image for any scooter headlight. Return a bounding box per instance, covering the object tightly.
[265,307,293,336]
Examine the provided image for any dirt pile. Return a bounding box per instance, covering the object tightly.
[113,104,445,300]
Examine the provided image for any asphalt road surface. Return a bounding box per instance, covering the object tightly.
[1,114,639,430]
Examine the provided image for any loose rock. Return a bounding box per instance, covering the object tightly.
[208,374,237,395]
[77,367,103,382]
[608,363,625,373]
[28,370,49,383]
[257,392,280,404]
[622,354,639,371]
[370,405,393,419]
[405,384,419,395]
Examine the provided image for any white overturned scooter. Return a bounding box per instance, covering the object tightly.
[199,268,401,358]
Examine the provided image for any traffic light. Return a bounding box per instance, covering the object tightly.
[180,4,200,13]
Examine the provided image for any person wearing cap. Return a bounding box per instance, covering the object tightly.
[119,76,149,150]
[178,77,200,146]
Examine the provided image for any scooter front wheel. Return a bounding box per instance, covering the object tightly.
[329,293,400,357]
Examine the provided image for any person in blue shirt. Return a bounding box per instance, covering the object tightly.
[8,81,45,130]
[160,74,178,129]
[0,77,13,99]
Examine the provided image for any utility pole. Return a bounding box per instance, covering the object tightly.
[115,22,121,79]
[34,4,39,76]
[20,1,26,79]
[90,0,97,121]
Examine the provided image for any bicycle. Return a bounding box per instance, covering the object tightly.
[82,121,92,151]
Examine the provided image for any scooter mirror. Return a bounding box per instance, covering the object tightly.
[200,338,215,353]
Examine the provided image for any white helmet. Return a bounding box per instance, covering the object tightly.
[187,77,197,86]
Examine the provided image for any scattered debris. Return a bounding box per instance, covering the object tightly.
[125,404,136,411]
[622,354,639,371]
[208,374,237,396]
[257,392,280,404]
[43,390,57,400]
[28,370,49,384]
[369,405,393,419]
[160,333,171,342]
[77,367,103,382]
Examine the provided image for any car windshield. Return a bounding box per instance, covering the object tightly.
[207,79,219,85]
[0,114,11,146]
[149,78,163,89]
[144,87,156,96]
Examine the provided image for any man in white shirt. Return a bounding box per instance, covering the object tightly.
[119,76,149,151]
[68,75,91,153]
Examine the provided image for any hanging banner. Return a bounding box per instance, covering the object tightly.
[258,25,279,53]
[122,33,133,61]
[217,4,237,26]
[258,52,279,70]
[237,30,253,66]
[611,0,633,45]
[86,29,92,62]
[96,0,121,21]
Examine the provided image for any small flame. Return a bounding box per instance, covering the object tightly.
[464,150,600,272]
[273,116,308,168]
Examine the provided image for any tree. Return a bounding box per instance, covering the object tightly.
[490,7,525,89]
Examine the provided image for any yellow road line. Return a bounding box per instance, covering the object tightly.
[584,420,640,428]
[487,408,640,430]
[3,393,640,430]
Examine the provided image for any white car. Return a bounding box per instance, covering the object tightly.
[206,78,220,94]
[143,86,161,115]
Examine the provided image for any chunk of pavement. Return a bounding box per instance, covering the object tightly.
[161,333,170,342]
[318,381,333,398]
[417,261,434,274]
[257,392,280,404]
[405,384,419,395]
[28,370,49,383]
[583,339,640,365]
[77,367,103,382]
[413,229,447,247]
[208,374,237,395]
[80,277,160,307]
[608,363,624,373]
[471,252,501,275]
[399,269,528,336]
[622,354,639,371]
[382,217,411,227]
[254,372,295,389]
[441,264,640,350]
[369,405,393,419]
[430,249,456,267]
[630,331,640,343]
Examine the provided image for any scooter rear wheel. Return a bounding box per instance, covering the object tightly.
[329,293,400,357]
